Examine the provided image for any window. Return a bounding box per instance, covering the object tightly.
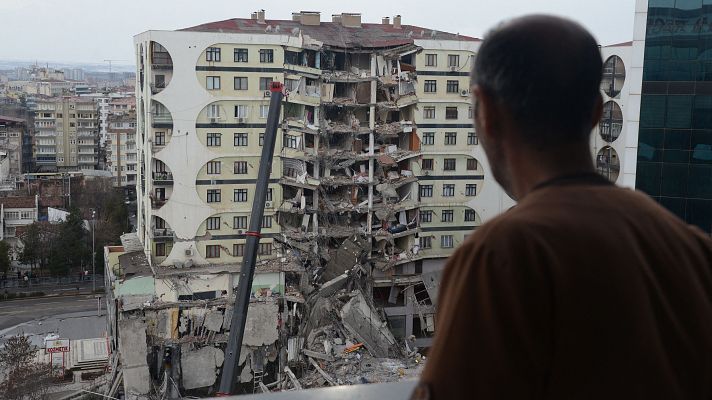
[208,104,221,118]
[259,49,274,63]
[420,185,433,198]
[465,209,476,221]
[234,105,248,118]
[207,189,221,203]
[206,47,221,62]
[234,133,248,146]
[206,245,220,258]
[266,188,273,202]
[207,216,221,230]
[233,243,245,256]
[234,161,247,174]
[258,242,272,255]
[262,216,272,228]
[443,184,455,197]
[419,236,432,249]
[155,242,166,257]
[206,76,221,90]
[424,107,435,119]
[444,158,456,171]
[467,159,478,170]
[155,132,165,145]
[425,54,437,67]
[420,210,433,223]
[207,132,221,146]
[234,48,248,62]
[259,77,273,91]
[234,77,248,90]
[442,210,454,222]
[422,159,434,170]
[260,105,269,119]
[424,80,437,93]
[234,188,248,202]
[446,80,459,93]
[466,184,477,196]
[259,133,264,146]
[445,132,457,145]
[233,216,247,229]
[206,161,221,174]
[468,132,478,145]
[468,106,473,119]
[284,134,299,149]
[448,54,460,67]
[445,107,458,120]
[441,235,454,248]
[422,132,435,145]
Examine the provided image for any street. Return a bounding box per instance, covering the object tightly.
[0,294,99,331]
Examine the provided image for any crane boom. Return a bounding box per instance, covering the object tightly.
[217,81,284,396]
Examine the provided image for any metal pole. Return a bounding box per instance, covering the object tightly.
[217,82,283,396]
[92,210,96,292]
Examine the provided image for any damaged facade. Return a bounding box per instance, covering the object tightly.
[121,10,515,399]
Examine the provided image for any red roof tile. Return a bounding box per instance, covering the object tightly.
[1,196,36,209]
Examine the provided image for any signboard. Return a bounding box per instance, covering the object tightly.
[46,339,70,353]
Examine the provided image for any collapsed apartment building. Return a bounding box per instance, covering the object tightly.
[109,10,511,399]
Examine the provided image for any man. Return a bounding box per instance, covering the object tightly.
[417,15,712,399]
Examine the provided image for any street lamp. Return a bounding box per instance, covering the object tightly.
[91,209,96,292]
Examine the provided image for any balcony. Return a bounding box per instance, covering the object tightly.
[151,227,174,239]
[152,171,173,184]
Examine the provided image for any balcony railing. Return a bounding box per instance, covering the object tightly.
[152,171,173,182]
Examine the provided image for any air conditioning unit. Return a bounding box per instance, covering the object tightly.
[265,201,273,208]
[264,90,271,97]
[449,66,458,72]
[236,229,245,234]
[460,89,469,97]
[209,117,219,123]
[184,249,193,256]
[236,117,245,123]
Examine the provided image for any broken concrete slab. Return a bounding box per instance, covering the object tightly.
[340,291,399,358]
[242,302,279,347]
[180,346,224,390]
[123,365,151,398]
[203,310,224,332]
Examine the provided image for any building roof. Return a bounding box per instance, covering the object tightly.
[180,18,479,48]
[0,115,26,124]
[0,196,36,209]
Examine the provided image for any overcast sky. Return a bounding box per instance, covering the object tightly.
[0,0,637,67]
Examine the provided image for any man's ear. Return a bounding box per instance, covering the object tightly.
[472,85,499,140]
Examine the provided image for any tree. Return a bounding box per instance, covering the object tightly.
[0,334,53,400]
[18,223,40,271]
[0,241,10,276]
[48,208,90,276]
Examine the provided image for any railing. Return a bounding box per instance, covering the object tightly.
[152,171,173,181]
[0,274,104,290]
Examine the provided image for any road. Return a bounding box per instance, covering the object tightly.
[0,294,98,331]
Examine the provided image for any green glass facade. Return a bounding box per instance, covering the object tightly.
[637,0,712,233]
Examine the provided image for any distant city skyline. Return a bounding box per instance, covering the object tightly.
[0,0,636,66]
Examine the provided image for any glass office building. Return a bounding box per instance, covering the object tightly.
[637,0,712,233]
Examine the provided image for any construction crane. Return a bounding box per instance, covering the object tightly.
[103,59,126,74]
[217,81,285,396]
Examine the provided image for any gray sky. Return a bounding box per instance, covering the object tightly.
[0,0,636,67]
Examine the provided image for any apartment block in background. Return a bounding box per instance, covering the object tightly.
[33,97,99,172]
[106,112,138,188]
[0,116,26,186]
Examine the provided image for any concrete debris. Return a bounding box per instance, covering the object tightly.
[340,291,399,358]
[181,346,225,390]
[243,302,279,347]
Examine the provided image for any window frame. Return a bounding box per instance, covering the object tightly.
[424,80,437,93]
[441,210,454,222]
[234,161,248,174]
[234,48,248,62]
[206,216,221,230]
[207,189,222,203]
[206,245,221,258]
[206,76,221,90]
[234,132,248,146]
[419,184,433,198]
[234,188,248,202]
[234,77,248,90]
[465,184,477,196]
[445,132,457,145]
[206,161,221,175]
[206,132,222,147]
[443,158,456,171]
[442,184,455,197]
[445,107,458,120]
[259,49,274,63]
[233,216,248,229]
[446,80,459,93]
[425,54,437,67]
[206,47,221,62]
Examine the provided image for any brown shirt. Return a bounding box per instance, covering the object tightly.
[419,175,712,399]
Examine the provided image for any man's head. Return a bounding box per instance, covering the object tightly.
[471,15,603,197]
